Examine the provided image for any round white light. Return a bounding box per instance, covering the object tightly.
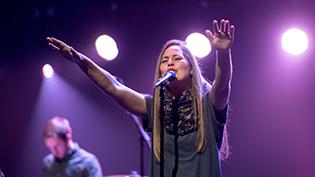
[281,28,308,56]
[42,64,54,78]
[95,35,119,61]
[185,33,211,59]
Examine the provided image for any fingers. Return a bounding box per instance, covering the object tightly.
[48,43,60,52]
[47,36,75,60]
[47,37,58,46]
[47,37,59,50]
[213,20,220,34]
[212,19,232,33]
[205,29,214,43]
[46,37,69,49]
[230,25,235,41]
[211,19,235,39]
[224,20,229,34]
[219,19,230,35]
[220,19,225,32]
[47,36,73,52]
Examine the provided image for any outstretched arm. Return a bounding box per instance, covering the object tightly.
[47,37,147,117]
[205,19,235,111]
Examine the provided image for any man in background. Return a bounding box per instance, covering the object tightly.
[42,116,103,177]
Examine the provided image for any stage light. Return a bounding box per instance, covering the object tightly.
[185,32,211,59]
[42,64,54,78]
[95,35,119,61]
[281,28,308,56]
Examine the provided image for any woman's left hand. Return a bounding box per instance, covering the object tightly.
[205,19,235,51]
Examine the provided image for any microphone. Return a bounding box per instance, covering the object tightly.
[155,71,176,87]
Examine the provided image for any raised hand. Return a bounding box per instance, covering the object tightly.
[46,37,82,64]
[205,19,235,51]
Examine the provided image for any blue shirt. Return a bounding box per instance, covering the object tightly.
[43,143,103,177]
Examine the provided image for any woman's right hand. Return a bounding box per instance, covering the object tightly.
[47,37,82,64]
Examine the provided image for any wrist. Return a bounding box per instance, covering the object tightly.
[216,49,231,57]
[76,54,88,70]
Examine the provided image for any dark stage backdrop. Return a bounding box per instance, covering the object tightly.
[0,0,314,177]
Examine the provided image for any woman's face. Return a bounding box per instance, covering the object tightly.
[159,45,192,84]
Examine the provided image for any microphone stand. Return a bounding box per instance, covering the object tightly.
[154,71,175,177]
[128,113,151,177]
[113,76,152,177]
[157,84,166,177]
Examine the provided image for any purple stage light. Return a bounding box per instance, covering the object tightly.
[42,64,54,78]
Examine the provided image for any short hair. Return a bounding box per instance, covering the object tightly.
[42,116,72,141]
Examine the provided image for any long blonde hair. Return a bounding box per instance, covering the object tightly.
[152,39,230,162]
[152,40,210,161]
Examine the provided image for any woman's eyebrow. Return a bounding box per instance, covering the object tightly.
[172,54,182,58]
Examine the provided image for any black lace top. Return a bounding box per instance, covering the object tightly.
[162,87,198,136]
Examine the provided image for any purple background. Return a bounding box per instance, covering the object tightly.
[0,0,314,177]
